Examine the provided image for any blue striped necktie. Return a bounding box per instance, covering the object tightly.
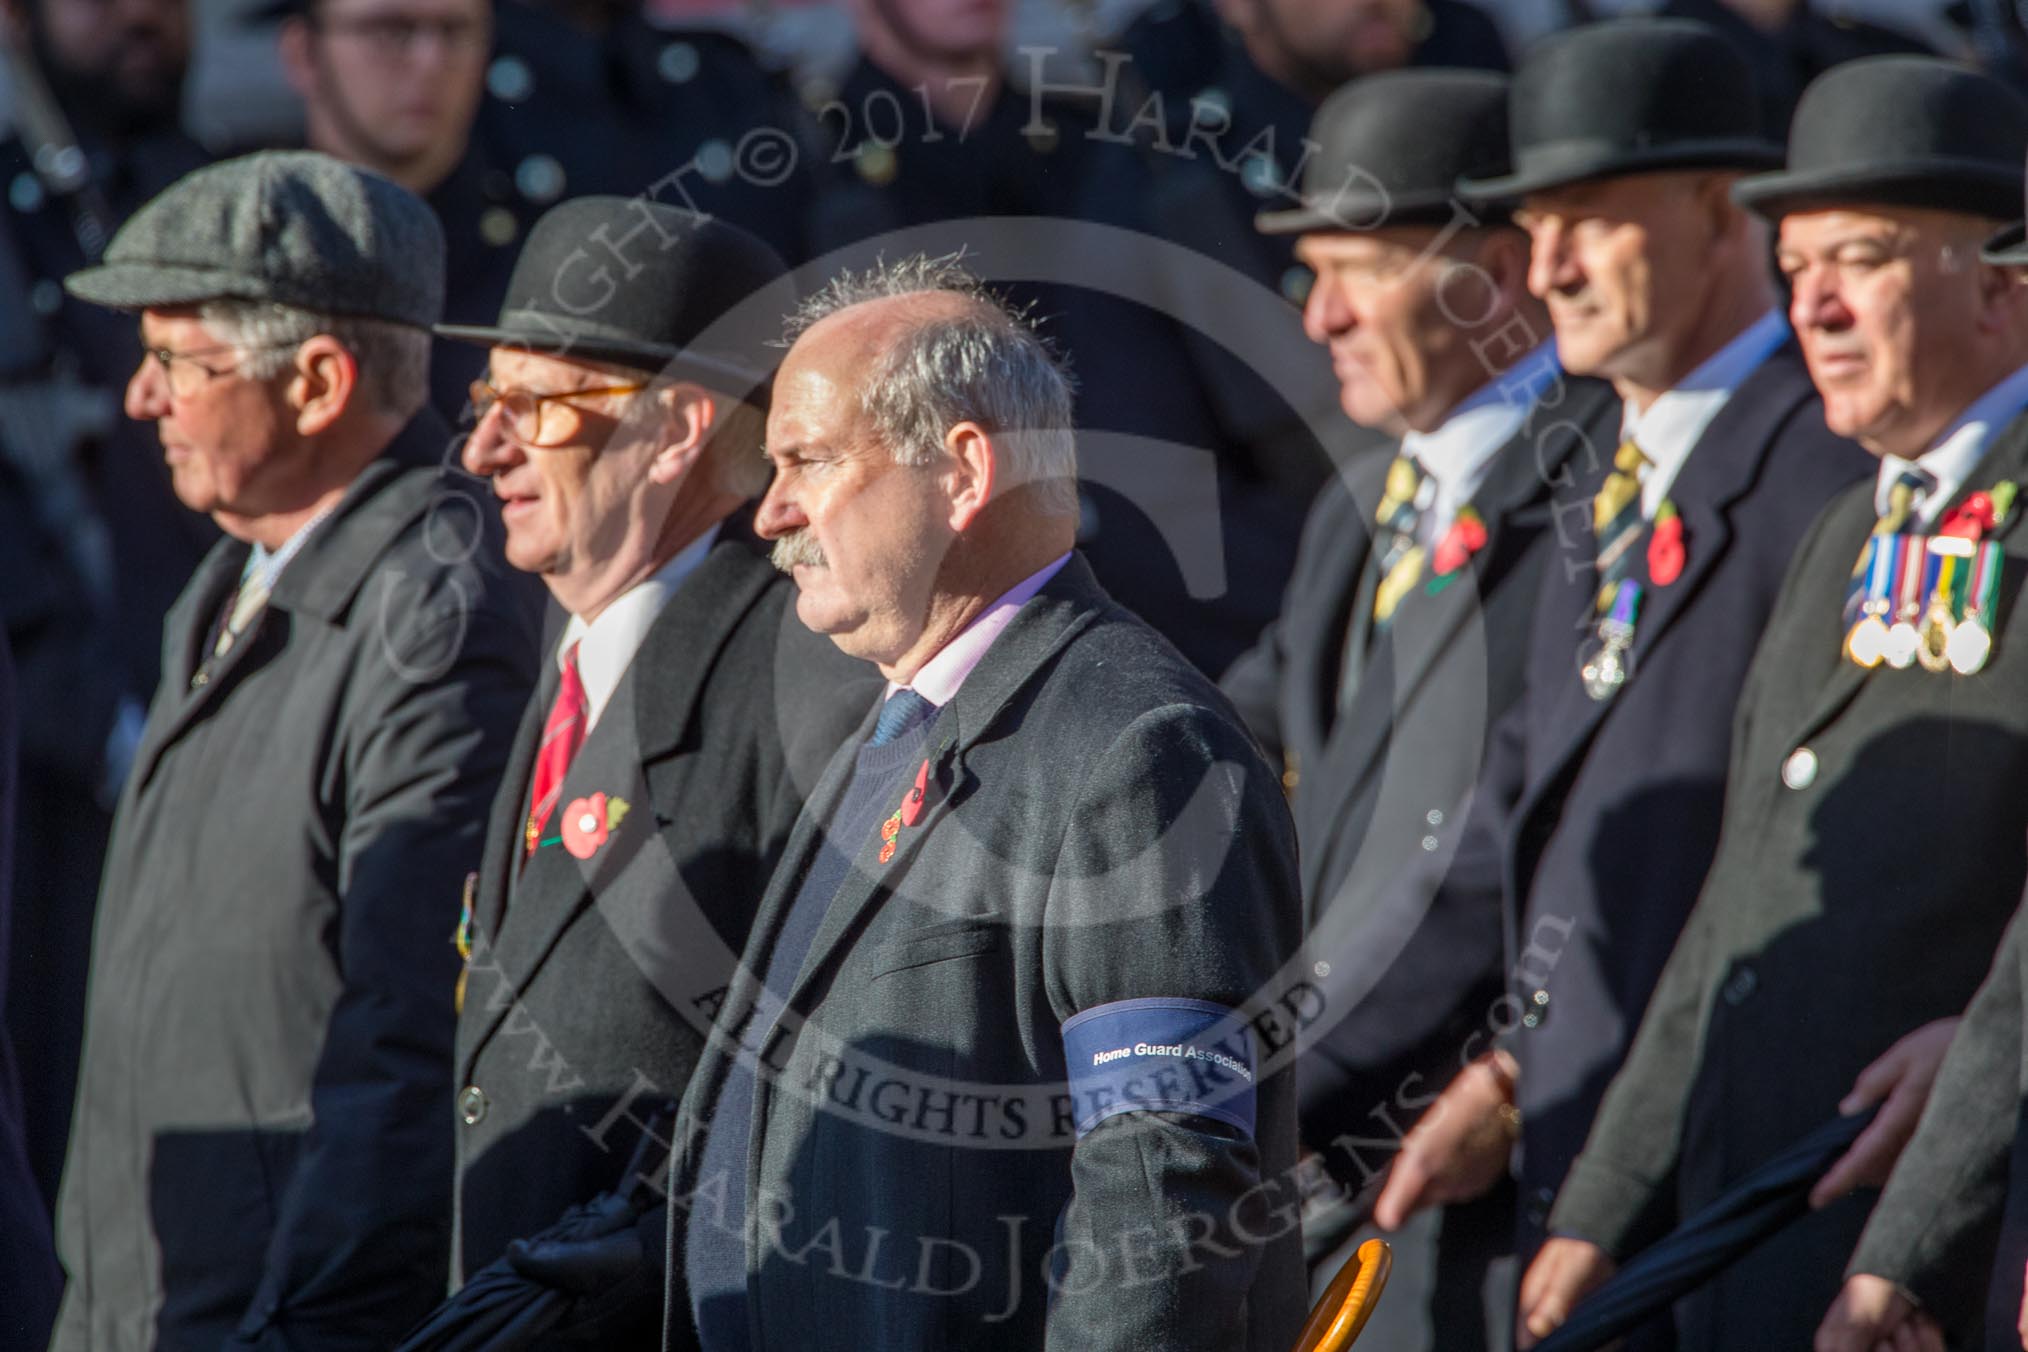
[870,689,936,746]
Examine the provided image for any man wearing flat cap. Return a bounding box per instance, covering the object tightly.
[1218,66,1614,1350]
[1268,18,1868,1345]
[47,150,542,1351]
[436,197,873,1342]
[1521,55,2028,1352]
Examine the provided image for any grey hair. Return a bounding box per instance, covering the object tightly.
[198,300,431,421]
[785,254,1079,516]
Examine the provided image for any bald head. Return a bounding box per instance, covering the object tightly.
[753,256,1079,679]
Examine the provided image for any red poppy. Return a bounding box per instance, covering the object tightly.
[1941,492,1997,540]
[1649,512,1685,587]
[1431,509,1488,577]
[901,759,930,826]
[560,793,610,860]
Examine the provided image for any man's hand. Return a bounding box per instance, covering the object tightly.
[1372,1051,1519,1231]
[1516,1237,1616,1349]
[1814,1274,1943,1352]
[2017,1257,2028,1349]
[1810,1019,1958,1209]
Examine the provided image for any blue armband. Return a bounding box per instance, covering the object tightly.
[1060,997,1256,1141]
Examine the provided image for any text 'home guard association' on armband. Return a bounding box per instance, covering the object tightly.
[1059,997,1256,1141]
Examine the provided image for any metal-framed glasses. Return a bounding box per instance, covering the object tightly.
[469,378,648,449]
[145,340,303,398]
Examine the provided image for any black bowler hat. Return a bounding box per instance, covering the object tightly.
[1256,69,1510,235]
[435,197,793,393]
[1457,18,1781,203]
[1734,57,2028,221]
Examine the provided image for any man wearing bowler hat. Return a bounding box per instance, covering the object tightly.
[1219,66,1614,1351]
[439,197,875,1341]
[1522,56,2028,1352]
[50,151,541,1351]
[1281,18,1869,1345]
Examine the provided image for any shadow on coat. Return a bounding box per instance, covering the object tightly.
[1670,716,2028,1351]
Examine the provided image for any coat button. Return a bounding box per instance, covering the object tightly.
[1781,747,1818,790]
[458,1085,488,1125]
[1522,989,1550,1028]
[1721,966,1758,1006]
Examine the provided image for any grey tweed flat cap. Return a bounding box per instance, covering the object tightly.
[65,150,445,327]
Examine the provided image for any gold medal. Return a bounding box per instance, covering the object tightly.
[1916,596,1955,672]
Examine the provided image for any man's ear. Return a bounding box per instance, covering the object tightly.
[647,384,713,486]
[943,419,995,532]
[289,335,357,437]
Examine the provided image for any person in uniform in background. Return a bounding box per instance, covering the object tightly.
[1115,0,1507,474]
[434,198,873,1342]
[1219,66,1613,1352]
[49,151,540,1352]
[1105,0,1510,675]
[670,255,1306,1350]
[805,0,1344,677]
[480,0,814,264]
[1521,55,2028,1352]
[1656,0,1936,137]
[273,0,648,417]
[1293,20,1868,1348]
[0,0,215,1213]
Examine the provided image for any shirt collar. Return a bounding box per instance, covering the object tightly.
[1620,310,1789,515]
[885,552,1073,708]
[1874,363,2028,526]
[1401,342,1561,525]
[242,500,342,592]
[556,523,720,731]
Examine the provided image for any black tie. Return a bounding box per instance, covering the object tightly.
[870,689,937,746]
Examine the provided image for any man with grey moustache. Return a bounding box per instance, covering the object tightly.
[667,255,1307,1350]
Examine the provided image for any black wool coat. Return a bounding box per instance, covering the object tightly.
[1554,405,2028,1350]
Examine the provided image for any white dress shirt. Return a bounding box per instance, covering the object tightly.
[1874,363,2028,528]
[1620,309,1790,518]
[1401,340,1562,544]
[554,524,719,731]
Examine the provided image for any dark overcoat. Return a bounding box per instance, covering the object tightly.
[663,556,1308,1350]
[1297,343,1868,1259]
[1848,895,2028,1349]
[51,426,542,1352]
[1553,405,2028,1349]
[451,518,876,1339]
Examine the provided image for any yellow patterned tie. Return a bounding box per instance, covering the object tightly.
[1372,456,1428,627]
[1875,474,1921,536]
[1592,440,1651,612]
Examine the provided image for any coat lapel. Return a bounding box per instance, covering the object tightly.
[1299,383,1609,896]
[128,539,248,794]
[1530,344,1816,789]
[1787,408,2028,745]
[130,452,443,796]
[463,528,785,1063]
[777,558,1106,1014]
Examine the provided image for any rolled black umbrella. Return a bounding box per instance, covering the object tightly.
[389,1206,604,1352]
[394,1108,673,1352]
[1530,1106,1878,1352]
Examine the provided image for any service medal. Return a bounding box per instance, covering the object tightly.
[1883,533,1928,669]
[1581,579,1641,701]
[1844,535,1894,668]
[1948,540,2005,675]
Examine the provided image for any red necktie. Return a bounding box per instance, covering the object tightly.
[524,642,588,861]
